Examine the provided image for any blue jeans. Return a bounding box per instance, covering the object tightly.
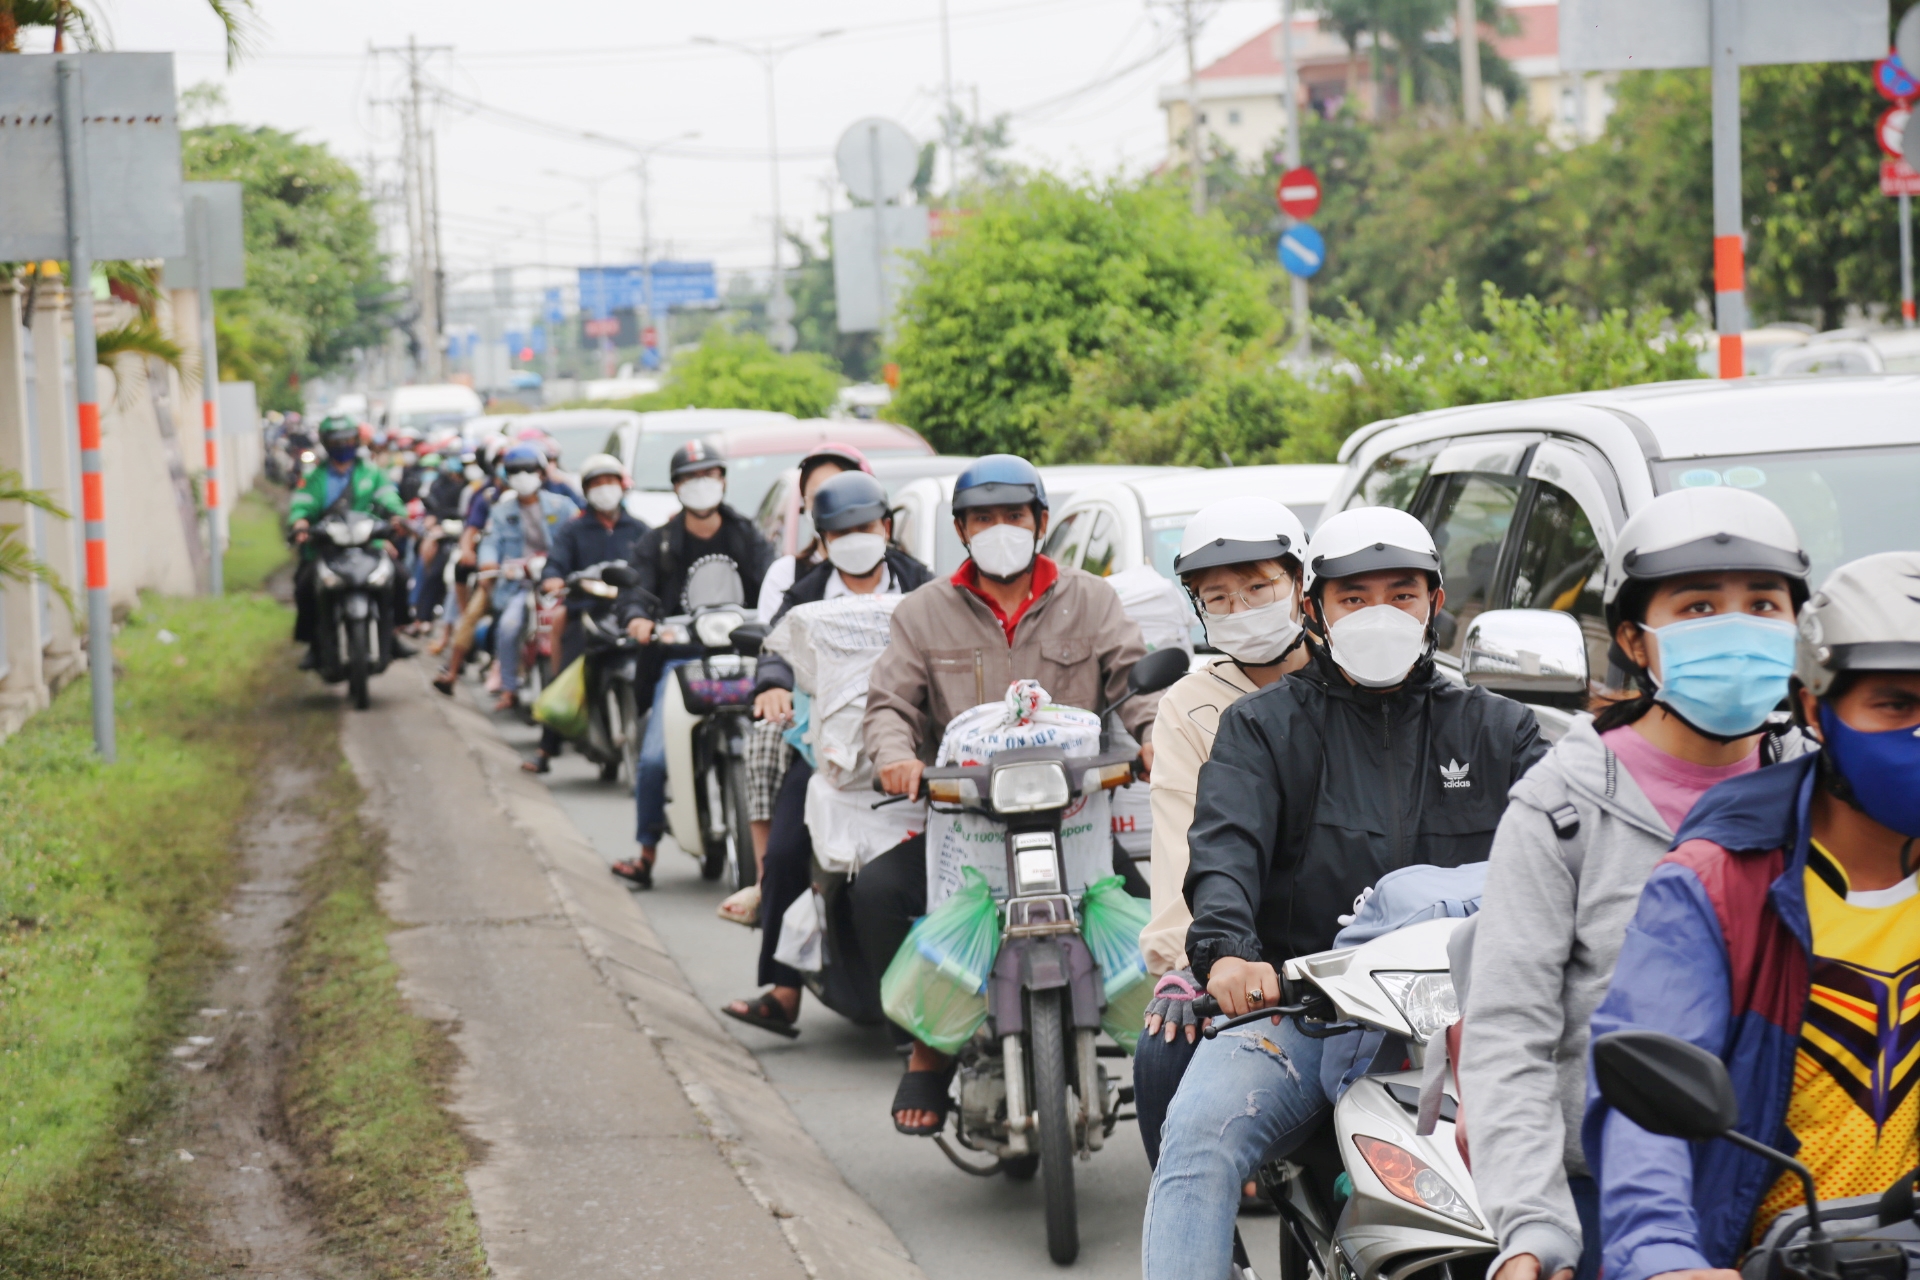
[495,588,532,692]
[1133,1021,1201,1168]
[1142,1016,1332,1280]
[634,659,692,847]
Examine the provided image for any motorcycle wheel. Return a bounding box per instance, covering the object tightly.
[697,738,726,882]
[721,752,755,891]
[605,682,638,786]
[1029,988,1080,1265]
[347,616,371,711]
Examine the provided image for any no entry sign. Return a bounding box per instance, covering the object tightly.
[1276,166,1322,219]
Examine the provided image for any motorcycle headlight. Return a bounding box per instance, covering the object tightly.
[694,610,744,648]
[989,760,1071,815]
[1372,970,1459,1043]
[580,579,618,600]
[1351,1135,1482,1229]
[316,561,343,589]
[366,556,394,587]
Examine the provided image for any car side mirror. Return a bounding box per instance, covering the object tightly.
[1461,608,1590,710]
[600,563,642,589]
[729,624,768,657]
[1128,646,1189,697]
[1593,1030,1740,1141]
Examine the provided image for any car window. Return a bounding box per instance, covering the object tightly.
[1043,510,1085,568]
[1080,508,1121,577]
[1510,481,1608,680]
[1345,439,1447,513]
[1422,473,1521,655]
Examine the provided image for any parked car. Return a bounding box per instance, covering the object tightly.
[1325,374,1920,736]
[709,420,932,532]
[384,383,485,438]
[1043,464,1346,582]
[891,465,1185,578]
[754,453,974,557]
[496,409,643,473]
[606,408,800,526]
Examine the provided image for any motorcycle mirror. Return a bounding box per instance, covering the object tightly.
[600,563,642,589]
[1593,1030,1740,1141]
[729,624,768,657]
[1127,647,1189,697]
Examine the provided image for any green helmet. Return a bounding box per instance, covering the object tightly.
[318,415,361,453]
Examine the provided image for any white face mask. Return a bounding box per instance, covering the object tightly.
[826,531,887,576]
[966,523,1036,580]
[1203,598,1302,666]
[677,476,724,514]
[508,472,543,497]
[464,464,485,484]
[587,483,625,512]
[1326,603,1430,687]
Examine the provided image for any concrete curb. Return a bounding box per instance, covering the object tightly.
[421,674,927,1280]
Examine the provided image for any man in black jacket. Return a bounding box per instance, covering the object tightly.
[611,439,775,886]
[718,471,933,1037]
[1141,506,1546,1279]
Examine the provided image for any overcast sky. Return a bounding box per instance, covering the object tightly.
[67,0,1297,299]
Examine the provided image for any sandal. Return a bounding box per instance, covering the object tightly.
[890,1061,958,1136]
[610,857,654,889]
[491,691,517,712]
[716,884,760,928]
[431,673,456,697]
[520,752,551,774]
[720,991,799,1039]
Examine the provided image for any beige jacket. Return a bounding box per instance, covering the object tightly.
[1142,656,1260,976]
[863,563,1159,769]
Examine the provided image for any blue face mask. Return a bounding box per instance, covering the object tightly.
[326,443,358,465]
[1819,703,1920,839]
[1646,613,1798,739]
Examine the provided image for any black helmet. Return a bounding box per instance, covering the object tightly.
[951,454,1048,513]
[318,415,360,453]
[669,438,726,481]
[810,471,890,532]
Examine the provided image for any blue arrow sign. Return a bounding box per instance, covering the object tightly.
[1279,224,1325,278]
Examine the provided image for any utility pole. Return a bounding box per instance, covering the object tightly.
[1709,0,1745,378]
[1183,0,1206,215]
[1280,0,1309,356]
[1457,0,1483,128]
[940,0,958,195]
[371,35,452,382]
[546,169,619,375]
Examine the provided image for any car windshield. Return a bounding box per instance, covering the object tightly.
[1654,445,1920,587]
[540,423,619,471]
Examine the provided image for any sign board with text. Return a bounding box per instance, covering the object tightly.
[576,262,718,318]
[1883,158,1920,196]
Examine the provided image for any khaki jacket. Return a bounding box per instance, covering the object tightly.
[1142,657,1259,975]
[863,562,1159,770]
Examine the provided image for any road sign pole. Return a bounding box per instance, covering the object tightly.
[1903,192,1916,328]
[1710,0,1745,379]
[193,196,223,595]
[1281,0,1309,356]
[58,58,115,761]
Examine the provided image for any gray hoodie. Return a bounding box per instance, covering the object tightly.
[1456,715,1678,1280]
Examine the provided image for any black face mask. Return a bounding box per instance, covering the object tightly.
[326,443,358,464]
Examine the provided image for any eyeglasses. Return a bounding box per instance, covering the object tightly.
[1195,576,1291,617]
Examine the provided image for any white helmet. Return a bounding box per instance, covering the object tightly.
[1602,487,1808,633]
[1303,506,1441,596]
[1173,496,1308,578]
[579,452,629,487]
[1795,551,1920,698]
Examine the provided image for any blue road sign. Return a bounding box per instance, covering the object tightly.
[1279,224,1325,278]
[576,262,718,317]
[544,288,565,327]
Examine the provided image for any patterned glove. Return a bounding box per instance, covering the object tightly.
[1143,968,1202,1042]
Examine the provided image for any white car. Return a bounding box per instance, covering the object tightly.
[891,465,1187,578]
[384,383,485,437]
[1325,374,1920,736]
[605,408,799,526]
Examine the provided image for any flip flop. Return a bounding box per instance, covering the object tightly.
[716,885,760,927]
[890,1061,957,1136]
[721,991,799,1039]
[610,858,654,889]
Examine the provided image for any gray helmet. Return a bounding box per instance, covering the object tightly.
[579,452,628,486]
[1603,488,1810,633]
[1795,551,1920,698]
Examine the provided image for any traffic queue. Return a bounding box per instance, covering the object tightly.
[283,388,1920,1278]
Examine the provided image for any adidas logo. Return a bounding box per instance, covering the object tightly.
[1441,759,1472,790]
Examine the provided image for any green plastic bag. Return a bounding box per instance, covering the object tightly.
[532,656,590,740]
[881,866,1001,1053]
[1080,875,1153,1054]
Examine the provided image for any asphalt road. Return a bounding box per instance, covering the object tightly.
[483,702,1285,1280]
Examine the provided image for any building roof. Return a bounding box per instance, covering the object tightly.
[1195,3,1558,79]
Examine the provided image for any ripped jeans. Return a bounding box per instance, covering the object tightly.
[1141,1015,1331,1280]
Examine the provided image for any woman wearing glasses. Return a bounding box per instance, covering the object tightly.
[1133,496,1314,1172]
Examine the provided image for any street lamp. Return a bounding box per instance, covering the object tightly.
[502,201,580,383]
[545,167,626,375]
[622,131,699,370]
[693,28,843,353]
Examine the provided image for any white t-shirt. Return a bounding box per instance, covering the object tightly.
[757,554,799,620]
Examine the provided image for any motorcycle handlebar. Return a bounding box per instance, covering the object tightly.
[1193,988,1332,1039]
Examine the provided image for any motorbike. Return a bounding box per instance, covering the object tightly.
[907,645,1189,1265]
[1195,916,1494,1280]
[560,561,646,784]
[307,509,399,711]
[1593,1030,1919,1280]
[648,560,762,890]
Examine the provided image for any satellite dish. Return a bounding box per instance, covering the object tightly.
[836,118,920,205]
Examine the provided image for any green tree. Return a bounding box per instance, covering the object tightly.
[1,0,254,64]
[183,122,388,412]
[639,327,842,418]
[888,176,1281,457]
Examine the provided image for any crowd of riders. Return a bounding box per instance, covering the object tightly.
[285,417,1920,1280]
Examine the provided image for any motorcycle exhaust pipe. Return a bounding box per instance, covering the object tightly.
[1002,1033,1031,1156]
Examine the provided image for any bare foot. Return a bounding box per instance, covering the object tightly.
[893,1041,951,1132]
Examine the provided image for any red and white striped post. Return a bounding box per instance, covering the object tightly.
[192,195,223,594]
[1710,0,1745,381]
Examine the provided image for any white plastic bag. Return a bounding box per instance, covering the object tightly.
[1109,779,1152,860]
[763,595,903,789]
[805,772,926,874]
[772,888,826,973]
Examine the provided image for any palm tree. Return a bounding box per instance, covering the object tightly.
[0,0,254,67]
[1321,0,1517,123]
[0,466,73,616]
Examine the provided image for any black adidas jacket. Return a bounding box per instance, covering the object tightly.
[1183,642,1547,982]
